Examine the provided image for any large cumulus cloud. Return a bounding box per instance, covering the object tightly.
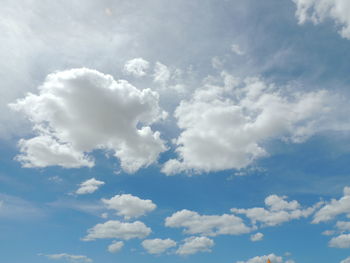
[10,68,167,173]
[163,74,335,175]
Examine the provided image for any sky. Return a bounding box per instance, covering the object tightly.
[2,0,350,262]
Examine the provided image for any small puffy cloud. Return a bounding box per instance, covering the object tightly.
[265,195,300,211]
[231,195,318,227]
[329,233,350,248]
[76,178,105,195]
[231,44,245,55]
[83,220,151,241]
[102,194,156,219]
[165,209,252,236]
[236,253,284,263]
[292,0,350,39]
[40,253,92,263]
[341,256,350,263]
[10,68,167,173]
[322,230,335,236]
[313,186,350,223]
[336,221,350,231]
[176,236,214,255]
[153,62,170,86]
[141,238,177,254]
[163,75,336,175]
[107,241,124,253]
[212,56,224,69]
[123,58,150,77]
[250,232,264,242]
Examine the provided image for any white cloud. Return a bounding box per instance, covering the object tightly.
[341,256,350,263]
[292,0,350,39]
[153,62,170,86]
[15,135,94,169]
[250,232,264,242]
[313,186,350,223]
[141,238,177,254]
[176,236,214,255]
[107,241,124,253]
[10,68,167,173]
[231,195,318,227]
[123,58,150,77]
[236,253,284,263]
[329,233,350,248]
[336,221,350,231]
[83,220,151,241]
[322,230,335,236]
[162,75,336,175]
[231,44,245,55]
[165,209,252,236]
[40,253,92,263]
[76,178,105,195]
[102,194,156,219]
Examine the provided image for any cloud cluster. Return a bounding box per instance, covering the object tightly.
[329,233,350,248]
[163,75,334,175]
[40,253,92,263]
[141,238,177,254]
[10,68,167,173]
[102,194,156,219]
[123,58,150,77]
[107,241,124,253]
[76,178,105,195]
[165,209,252,236]
[250,232,264,242]
[236,253,291,263]
[153,62,171,86]
[231,195,318,227]
[292,0,350,39]
[313,187,350,223]
[341,257,350,263]
[336,221,350,231]
[176,236,214,255]
[83,220,151,241]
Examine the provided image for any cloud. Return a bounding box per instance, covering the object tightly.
[236,253,284,263]
[176,236,214,255]
[153,62,171,86]
[336,221,350,231]
[322,230,335,236]
[141,238,177,254]
[313,186,350,223]
[329,233,350,248]
[123,58,150,77]
[162,74,336,175]
[231,44,245,55]
[165,209,252,236]
[107,241,124,253]
[341,257,350,263]
[292,0,350,39]
[10,68,167,173]
[102,194,156,219]
[231,195,318,227]
[83,220,151,241]
[76,178,105,195]
[250,232,264,242]
[40,253,92,263]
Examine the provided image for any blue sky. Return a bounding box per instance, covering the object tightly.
[2,0,350,262]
